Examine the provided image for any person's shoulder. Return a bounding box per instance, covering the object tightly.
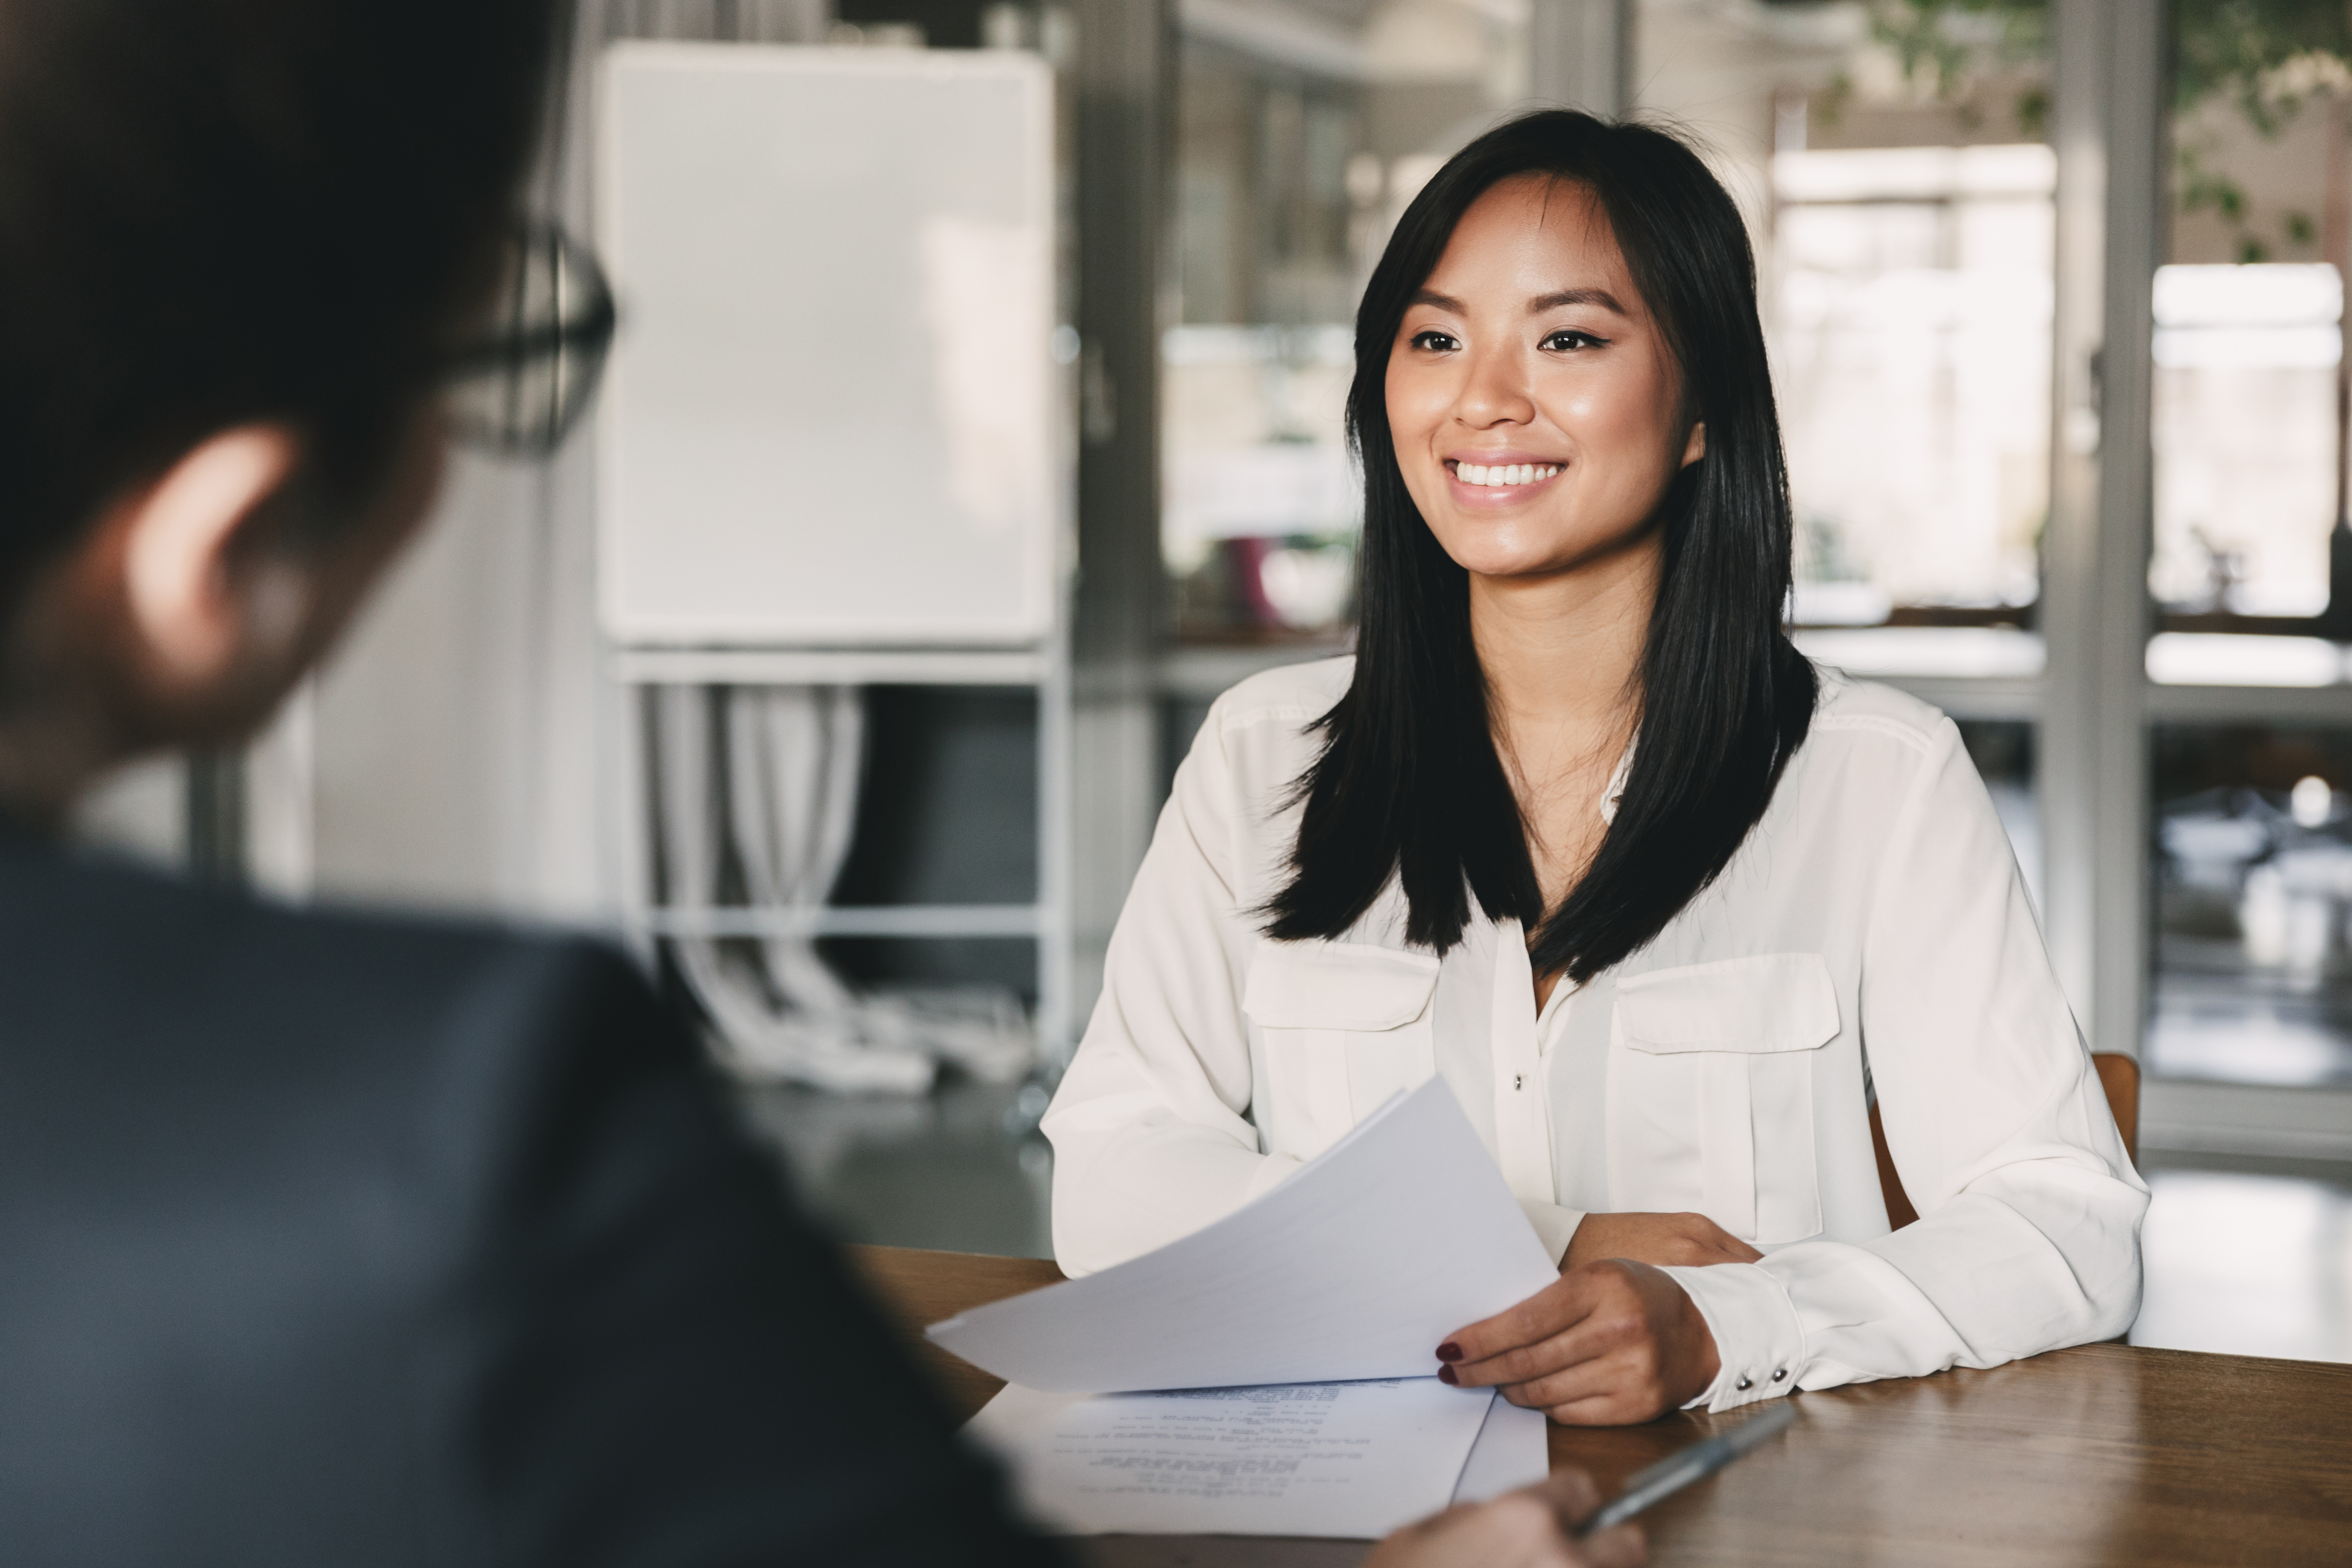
[292,900,648,1027]
[172,857,632,1006]
[1801,664,1958,763]
[0,842,693,1291]
[1169,655,1350,814]
[0,835,659,1074]
[254,897,662,1079]
[1207,653,1354,735]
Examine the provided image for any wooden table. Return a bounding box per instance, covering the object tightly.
[848,1245,2352,1568]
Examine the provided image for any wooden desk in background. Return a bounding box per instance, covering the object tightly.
[848,1245,2352,1568]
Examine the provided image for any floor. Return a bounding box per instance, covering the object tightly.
[742,1078,2352,1366]
[740,1076,1055,1260]
[2147,958,2352,1087]
[2129,1149,2352,1363]
[2146,781,2352,1088]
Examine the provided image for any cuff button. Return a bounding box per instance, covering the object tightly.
[1771,1368,1788,1383]
[1735,1376,1753,1391]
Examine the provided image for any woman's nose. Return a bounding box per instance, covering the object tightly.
[1452,345,1535,428]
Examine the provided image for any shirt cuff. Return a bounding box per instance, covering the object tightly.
[1519,1200,1586,1265]
[1657,1261,1808,1413]
[1240,1153,1305,1205]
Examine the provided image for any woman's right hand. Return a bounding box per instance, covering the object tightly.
[1564,1212,1761,1271]
[1363,1468,1645,1568]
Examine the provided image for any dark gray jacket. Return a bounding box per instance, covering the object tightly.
[0,831,1050,1566]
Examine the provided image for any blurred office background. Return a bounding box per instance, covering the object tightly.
[73,0,2352,1364]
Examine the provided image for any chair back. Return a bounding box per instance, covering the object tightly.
[1870,1052,2140,1232]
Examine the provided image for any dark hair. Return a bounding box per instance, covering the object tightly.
[1264,109,1817,982]
[0,0,562,607]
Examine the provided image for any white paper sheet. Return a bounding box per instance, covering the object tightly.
[968,1378,1497,1539]
[1448,1395,1551,1504]
[928,1078,1559,1392]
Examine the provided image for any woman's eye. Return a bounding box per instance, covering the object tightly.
[1408,330,1459,352]
[1543,329,1606,352]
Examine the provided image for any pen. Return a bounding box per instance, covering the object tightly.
[1574,1400,1798,1537]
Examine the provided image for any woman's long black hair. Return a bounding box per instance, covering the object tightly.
[1263,109,1816,983]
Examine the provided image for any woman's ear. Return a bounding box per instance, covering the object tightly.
[1681,420,1707,468]
[119,425,306,692]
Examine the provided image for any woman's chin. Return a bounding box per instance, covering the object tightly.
[1437,535,1614,584]
[1453,553,1569,583]
[1436,515,1665,588]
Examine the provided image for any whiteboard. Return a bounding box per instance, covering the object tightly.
[597,44,1060,647]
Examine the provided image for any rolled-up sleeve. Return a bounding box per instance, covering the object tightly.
[1042,697,1281,1277]
[1674,717,2147,1411]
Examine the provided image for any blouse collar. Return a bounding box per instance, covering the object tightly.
[1599,735,1637,826]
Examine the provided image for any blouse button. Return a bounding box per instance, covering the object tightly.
[1512,1074,1523,1090]
[1735,1376,1753,1392]
[1771,1368,1788,1383]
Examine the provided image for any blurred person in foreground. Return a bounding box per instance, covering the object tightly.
[0,2,1644,1565]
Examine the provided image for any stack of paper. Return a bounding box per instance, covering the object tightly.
[967,1378,1549,1538]
[930,1079,1559,1538]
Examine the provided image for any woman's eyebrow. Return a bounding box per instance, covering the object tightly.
[1408,287,1468,312]
[1528,287,1628,316]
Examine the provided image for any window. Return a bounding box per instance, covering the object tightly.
[1119,2,2352,1158]
[1775,145,2052,629]
[2153,723,2352,1088]
[1636,1,2052,694]
[2151,263,2342,623]
[1163,0,1534,644]
[2145,1,2352,1091]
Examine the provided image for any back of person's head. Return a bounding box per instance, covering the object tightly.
[0,0,560,629]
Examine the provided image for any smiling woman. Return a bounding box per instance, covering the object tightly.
[1268,117,1814,986]
[1375,177,1704,1004]
[1046,111,2146,1431]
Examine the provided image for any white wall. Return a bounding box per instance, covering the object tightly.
[306,438,615,923]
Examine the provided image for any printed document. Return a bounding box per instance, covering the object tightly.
[928,1078,1558,1392]
[968,1377,1498,1539]
[1450,1394,1550,1503]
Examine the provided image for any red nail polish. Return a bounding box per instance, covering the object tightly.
[1437,1342,1463,1362]
[1437,1364,1459,1385]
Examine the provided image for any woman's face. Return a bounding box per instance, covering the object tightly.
[1385,174,1701,584]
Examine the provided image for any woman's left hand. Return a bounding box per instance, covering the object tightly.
[1435,1260,1720,1425]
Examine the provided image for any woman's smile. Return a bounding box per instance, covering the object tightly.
[1446,453,1565,502]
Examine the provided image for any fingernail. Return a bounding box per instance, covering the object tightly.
[1436,1342,1463,1362]
[1437,1364,1459,1385]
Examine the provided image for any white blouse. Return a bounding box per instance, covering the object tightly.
[1042,656,2148,1413]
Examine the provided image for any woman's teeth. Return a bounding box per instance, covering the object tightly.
[1454,462,1560,487]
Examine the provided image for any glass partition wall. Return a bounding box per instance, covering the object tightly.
[2143,0,2352,1098]
[1632,0,2057,899]
[1643,2,2053,678]
[1112,0,2352,1155]
[1163,2,1534,645]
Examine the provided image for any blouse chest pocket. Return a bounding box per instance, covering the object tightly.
[1608,953,1839,1246]
[1242,938,1441,1163]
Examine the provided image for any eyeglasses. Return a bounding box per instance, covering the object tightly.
[443,218,617,458]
